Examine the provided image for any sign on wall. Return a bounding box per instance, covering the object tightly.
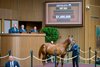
[45,2,83,27]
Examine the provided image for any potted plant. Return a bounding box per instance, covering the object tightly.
[41,27,59,43]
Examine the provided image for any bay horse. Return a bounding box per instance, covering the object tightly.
[38,35,72,67]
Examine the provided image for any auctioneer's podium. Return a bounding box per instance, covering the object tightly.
[0,33,45,67]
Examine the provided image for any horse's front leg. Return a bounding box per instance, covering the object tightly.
[61,58,64,67]
[61,55,65,67]
[56,58,59,67]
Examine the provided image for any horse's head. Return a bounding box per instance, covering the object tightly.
[67,35,73,44]
[62,35,73,49]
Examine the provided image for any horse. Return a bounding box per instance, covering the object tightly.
[38,35,72,67]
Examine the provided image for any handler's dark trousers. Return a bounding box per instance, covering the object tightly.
[72,56,79,67]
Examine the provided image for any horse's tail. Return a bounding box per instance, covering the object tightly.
[38,44,46,58]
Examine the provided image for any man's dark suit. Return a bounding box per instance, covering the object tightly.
[5,61,20,67]
[30,29,38,33]
[9,27,19,33]
[19,28,26,33]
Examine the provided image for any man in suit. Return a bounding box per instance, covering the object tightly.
[5,56,20,67]
[67,40,80,67]
[9,24,19,33]
[30,26,38,33]
[19,25,26,33]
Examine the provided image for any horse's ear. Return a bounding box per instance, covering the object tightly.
[68,35,73,38]
[68,35,70,37]
[71,35,73,38]
[67,35,71,39]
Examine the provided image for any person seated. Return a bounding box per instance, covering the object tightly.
[5,55,20,67]
[9,24,19,33]
[19,25,26,33]
[30,26,38,33]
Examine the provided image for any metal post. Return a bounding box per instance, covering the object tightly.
[95,50,97,67]
[8,50,11,56]
[54,50,57,67]
[89,47,91,64]
[30,50,33,67]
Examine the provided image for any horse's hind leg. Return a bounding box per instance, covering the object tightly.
[56,58,60,67]
[42,55,46,66]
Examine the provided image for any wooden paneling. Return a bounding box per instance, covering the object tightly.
[0,0,12,19]
[18,0,33,21]
[0,36,1,49]
[0,0,18,19]
[90,0,100,5]
[0,0,45,21]
[0,36,1,65]
[0,0,84,21]
[0,33,45,67]
[1,19,4,33]
[0,20,1,33]
[85,0,100,63]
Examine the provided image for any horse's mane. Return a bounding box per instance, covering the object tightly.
[62,38,70,44]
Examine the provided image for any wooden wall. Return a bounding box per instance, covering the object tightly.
[0,0,45,21]
[85,0,100,59]
[0,0,83,21]
[0,20,1,50]
[0,34,45,67]
[0,37,1,49]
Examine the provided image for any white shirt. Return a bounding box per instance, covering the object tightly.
[10,61,14,67]
[14,27,16,31]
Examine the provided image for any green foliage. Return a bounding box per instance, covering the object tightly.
[41,27,59,43]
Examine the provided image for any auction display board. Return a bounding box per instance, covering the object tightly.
[45,2,83,27]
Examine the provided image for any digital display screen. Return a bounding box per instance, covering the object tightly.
[45,2,82,26]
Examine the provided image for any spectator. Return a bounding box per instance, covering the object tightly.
[19,25,26,33]
[5,55,20,67]
[30,26,38,33]
[9,24,19,33]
